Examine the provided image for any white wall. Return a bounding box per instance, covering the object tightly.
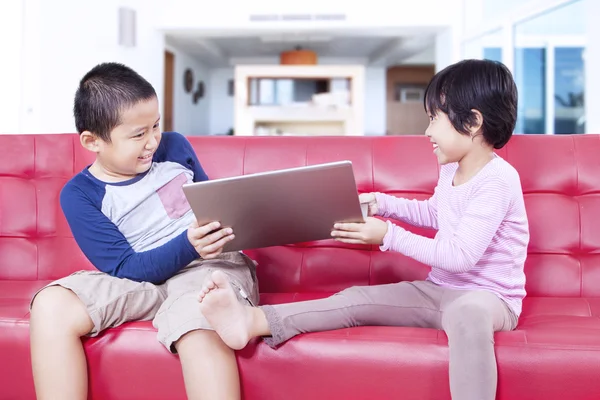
[158,0,460,30]
[166,44,211,135]
[14,0,163,134]
[209,68,235,135]
[435,25,464,73]
[0,1,24,134]
[364,67,386,135]
[435,29,454,72]
[6,0,390,136]
[401,46,436,65]
[1,0,457,136]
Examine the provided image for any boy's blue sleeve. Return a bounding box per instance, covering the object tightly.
[160,131,209,182]
[60,184,199,284]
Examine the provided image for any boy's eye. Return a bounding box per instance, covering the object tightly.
[153,123,159,129]
[133,132,144,138]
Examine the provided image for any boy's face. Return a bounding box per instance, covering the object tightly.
[425,110,481,165]
[82,97,161,181]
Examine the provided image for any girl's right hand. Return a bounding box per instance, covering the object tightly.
[358,192,379,216]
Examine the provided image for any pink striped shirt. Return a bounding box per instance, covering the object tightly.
[375,155,529,316]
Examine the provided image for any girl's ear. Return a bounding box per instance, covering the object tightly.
[469,109,484,135]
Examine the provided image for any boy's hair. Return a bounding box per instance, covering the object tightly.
[424,59,518,149]
[73,62,157,142]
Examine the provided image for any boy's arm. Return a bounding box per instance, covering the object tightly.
[375,191,438,230]
[160,131,209,182]
[61,186,199,284]
[380,177,512,273]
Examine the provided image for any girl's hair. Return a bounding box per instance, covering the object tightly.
[424,59,518,149]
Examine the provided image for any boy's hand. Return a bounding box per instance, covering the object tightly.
[359,193,379,216]
[331,217,388,245]
[187,221,235,259]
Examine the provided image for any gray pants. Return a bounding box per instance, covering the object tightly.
[260,280,518,400]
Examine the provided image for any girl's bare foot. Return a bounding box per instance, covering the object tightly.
[198,270,254,350]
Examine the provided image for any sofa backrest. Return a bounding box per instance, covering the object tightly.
[1,134,599,298]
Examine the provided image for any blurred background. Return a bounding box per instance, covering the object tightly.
[0,0,595,136]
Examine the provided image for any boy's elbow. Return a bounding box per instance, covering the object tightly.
[113,263,156,284]
[117,270,163,284]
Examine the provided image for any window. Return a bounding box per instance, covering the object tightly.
[395,84,426,103]
[554,47,585,134]
[514,48,546,134]
[248,78,349,106]
[461,0,586,134]
[463,29,503,62]
[513,0,585,134]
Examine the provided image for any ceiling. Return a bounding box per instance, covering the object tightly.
[165,28,440,67]
[210,36,388,58]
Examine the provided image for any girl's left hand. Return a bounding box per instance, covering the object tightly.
[331,217,389,245]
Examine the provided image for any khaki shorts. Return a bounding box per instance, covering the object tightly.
[30,252,259,353]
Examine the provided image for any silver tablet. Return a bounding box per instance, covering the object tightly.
[182,160,366,252]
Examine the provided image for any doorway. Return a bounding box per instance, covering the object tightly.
[386,65,434,135]
[163,50,174,132]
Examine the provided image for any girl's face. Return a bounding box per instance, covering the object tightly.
[425,111,477,165]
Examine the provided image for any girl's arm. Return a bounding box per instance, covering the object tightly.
[380,177,512,273]
[375,190,439,230]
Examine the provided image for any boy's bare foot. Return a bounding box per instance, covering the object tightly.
[198,270,253,350]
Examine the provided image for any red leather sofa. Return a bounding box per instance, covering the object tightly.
[1,133,600,400]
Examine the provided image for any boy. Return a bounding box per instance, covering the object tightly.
[29,62,259,400]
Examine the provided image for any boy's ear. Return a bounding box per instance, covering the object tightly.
[80,131,102,153]
[469,109,484,135]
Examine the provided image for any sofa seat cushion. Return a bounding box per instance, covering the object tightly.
[0,281,50,400]
[516,297,600,350]
[0,280,50,320]
[3,284,600,342]
[2,282,600,399]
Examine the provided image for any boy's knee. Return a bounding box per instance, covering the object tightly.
[175,330,226,354]
[30,286,93,336]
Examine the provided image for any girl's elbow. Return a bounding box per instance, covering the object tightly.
[449,256,477,273]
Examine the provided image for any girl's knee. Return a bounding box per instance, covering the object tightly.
[334,286,363,303]
[337,285,361,296]
[336,284,380,304]
[443,302,493,339]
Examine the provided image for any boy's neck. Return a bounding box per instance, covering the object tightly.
[88,160,137,183]
[454,147,495,186]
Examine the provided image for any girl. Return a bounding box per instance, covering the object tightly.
[198,59,529,400]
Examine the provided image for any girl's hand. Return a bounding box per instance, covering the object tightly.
[331,217,388,245]
[358,193,379,216]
